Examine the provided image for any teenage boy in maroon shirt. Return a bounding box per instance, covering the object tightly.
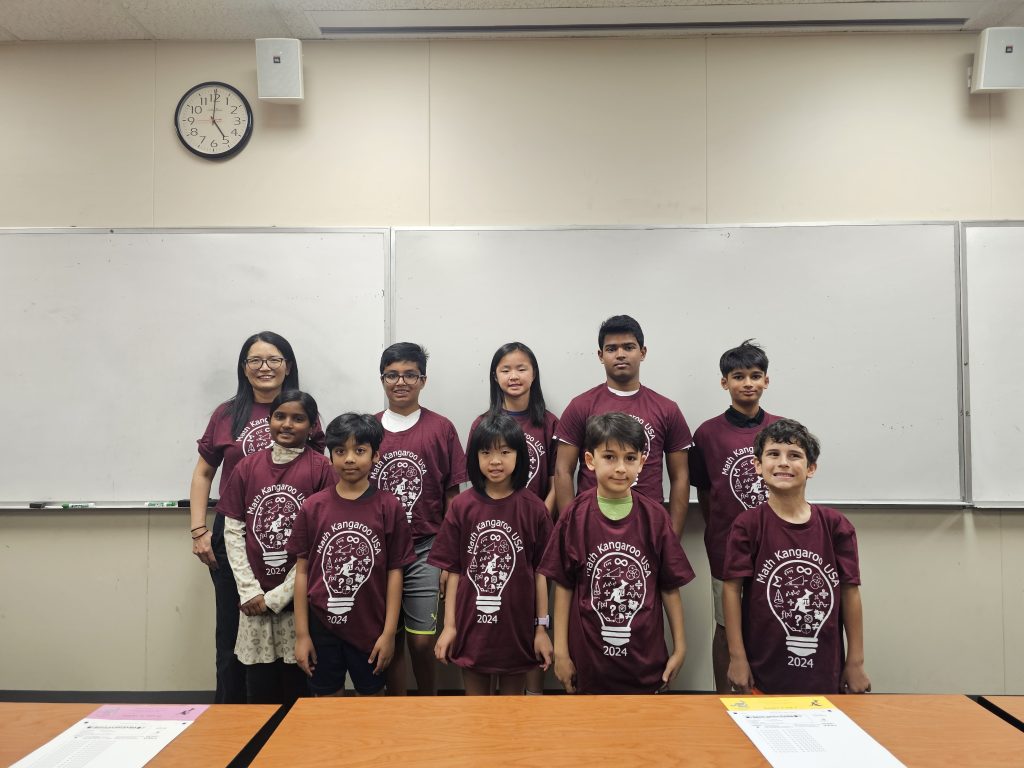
[689,339,782,693]
[553,315,692,536]
[369,342,468,695]
[722,419,871,695]
[541,412,694,694]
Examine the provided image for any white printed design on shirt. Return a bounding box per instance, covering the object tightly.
[375,451,426,523]
[625,414,655,485]
[239,418,271,456]
[724,448,770,509]
[466,520,523,615]
[320,524,379,618]
[761,558,837,658]
[589,550,648,647]
[248,484,304,568]
[523,432,544,488]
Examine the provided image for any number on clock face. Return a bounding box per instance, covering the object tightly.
[174,82,253,160]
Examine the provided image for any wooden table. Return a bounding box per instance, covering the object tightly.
[980,695,1024,729]
[251,694,1024,767]
[0,702,277,767]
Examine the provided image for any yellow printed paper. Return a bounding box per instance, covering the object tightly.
[720,696,834,711]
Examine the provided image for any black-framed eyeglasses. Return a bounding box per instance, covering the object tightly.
[381,372,424,384]
[245,356,286,371]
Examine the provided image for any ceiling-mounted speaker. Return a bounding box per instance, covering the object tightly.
[256,38,304,102]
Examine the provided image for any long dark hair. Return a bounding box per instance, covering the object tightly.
[228,331,300,439]
[487,342,547,428]
[467,413,530,495]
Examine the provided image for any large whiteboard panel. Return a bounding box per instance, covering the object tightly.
[963,223,1024,506]
[2,229,389,503]
[394,225,961,503]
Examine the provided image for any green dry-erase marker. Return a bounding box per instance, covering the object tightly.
[62,503,96,509]
[145,501,178,507]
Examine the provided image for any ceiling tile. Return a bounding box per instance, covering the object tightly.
[124,0,291,39]
[0,0,147,40]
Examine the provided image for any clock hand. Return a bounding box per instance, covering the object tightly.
[210,96,226,139]
[212,118,226,139]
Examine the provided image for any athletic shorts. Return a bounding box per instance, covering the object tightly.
[307,613,385,696]
[401,535,441,635]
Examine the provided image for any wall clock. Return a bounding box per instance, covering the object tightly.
[174,81,253,160]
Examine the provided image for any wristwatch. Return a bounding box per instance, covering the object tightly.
[534,615,550,627]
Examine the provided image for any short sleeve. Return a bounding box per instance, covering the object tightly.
[663,403,693,454]
[445,421,469,487]
[832,513,861,586]
[426,502,464,573]
[196,405,227,468]
[531,504,554,569]
[465,415,483,465]
[688,434,709,489]
[722,512,757,580]
[554,396,586,448]
[385,498,417,570]
[656,512,695,589]
[287,504,312,559]
[538,513,578,588]
[217,459,247,521]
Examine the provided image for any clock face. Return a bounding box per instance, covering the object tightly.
[174,82,253,159]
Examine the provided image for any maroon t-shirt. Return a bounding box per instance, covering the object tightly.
[539,489,695,694]
[218,449,335,593]
[197,400,327,496]
[723,503,861,694]
[689,411,782,580]
[468,410,559,501]
[287,487,416,653]
[428,488,553,674]
[369,408,469,541]
[555,384,692,502]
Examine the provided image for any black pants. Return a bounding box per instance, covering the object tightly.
[246,659,309,705]
[210,513,246,703]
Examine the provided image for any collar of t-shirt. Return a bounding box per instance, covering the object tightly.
[382,408,422,433]
[271,442,305,464]
[597,495,633,520]
[606,385,641,397]
[724,406,765,429]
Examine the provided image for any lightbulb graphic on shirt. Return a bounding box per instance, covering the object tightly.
[376,456,424,523]
[239,418,272,456]
[765,559,834,657]
[467,529,516,614]
[252,490,300,567]
[321,530,375,615]
[590,552,647,646]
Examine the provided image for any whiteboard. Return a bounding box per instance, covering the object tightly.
[394,225,962,504]
[1,229,389,503]
[962,223,1024,506]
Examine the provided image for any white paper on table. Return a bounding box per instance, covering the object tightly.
[722,697,905,768]
[11,705,207,768]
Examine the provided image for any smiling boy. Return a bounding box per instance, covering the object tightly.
[722,419,870,695]
[689,340,782,692]
[553,316,693,535]
[541,412,694,695]
[369,342,468,695]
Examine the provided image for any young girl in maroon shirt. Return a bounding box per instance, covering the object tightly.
[430,414,554,695]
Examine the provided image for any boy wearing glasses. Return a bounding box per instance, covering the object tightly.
[371,342,468,695]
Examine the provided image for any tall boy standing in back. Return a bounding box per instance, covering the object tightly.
[689,339,781,693]
[553,315,692,535]
[722,419,870,695]
[370,342,468,695]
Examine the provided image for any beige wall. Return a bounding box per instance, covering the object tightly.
[1,33,1022,694]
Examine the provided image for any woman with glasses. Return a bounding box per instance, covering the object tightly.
[189,331,325,703]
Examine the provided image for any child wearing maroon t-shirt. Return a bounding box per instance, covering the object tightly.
[541,413,694,695]
[690,340,782,693]
[553,315,692,536]
[369,342,468,696]
[431,414,554,695]
[723,419,871,695]
[221,390,335,704]
[289,413,416,696]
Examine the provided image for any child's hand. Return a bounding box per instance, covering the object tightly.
[726,658,754,695]
[368,632,396,674]
[661,649,685,689]
[434,626,456,664]
[554,652,577,694]
[239,595,267,616]
[841,662,872,694]
[295,634,316,678]
[438,570,450,599]
[534,629,553,671]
